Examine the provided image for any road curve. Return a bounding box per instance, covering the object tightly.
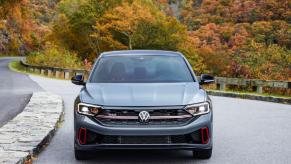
[0,58,42,127]
[28,75,291,164]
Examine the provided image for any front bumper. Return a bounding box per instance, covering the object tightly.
[75,143,212,151]
[74,111,213,150]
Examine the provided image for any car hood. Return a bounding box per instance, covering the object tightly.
[80,82,206,106]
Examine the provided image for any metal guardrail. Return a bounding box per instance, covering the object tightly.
[20,60,89,80]
[214,77,290,94]
[20,60,290,94]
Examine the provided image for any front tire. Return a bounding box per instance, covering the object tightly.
[192,148,212,159]
[75,149,90,160]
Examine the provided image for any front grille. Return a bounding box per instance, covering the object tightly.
[94,106,194,126]
[83,129,202,145]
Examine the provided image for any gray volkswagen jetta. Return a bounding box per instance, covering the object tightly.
[72,50,214,160]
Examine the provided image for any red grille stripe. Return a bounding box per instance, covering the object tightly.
[95,114,192,120]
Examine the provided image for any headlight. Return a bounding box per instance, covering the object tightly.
[77,103,102,116]
[185,102,210,116]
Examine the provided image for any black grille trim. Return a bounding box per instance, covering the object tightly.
[84,129,202,145]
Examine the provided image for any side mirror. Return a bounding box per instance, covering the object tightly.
[199,74,215,85]
[71,75,85,85]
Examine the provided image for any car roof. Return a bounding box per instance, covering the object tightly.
[100,50,183,57]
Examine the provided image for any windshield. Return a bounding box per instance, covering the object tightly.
[90,55,194,83]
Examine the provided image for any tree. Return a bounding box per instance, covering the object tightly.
[49,0,122,60]
[91,1,206,72]
[92,1,155,50]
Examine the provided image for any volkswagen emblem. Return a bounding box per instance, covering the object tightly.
[138,111,150,123]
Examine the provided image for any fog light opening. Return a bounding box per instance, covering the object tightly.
[78,128,87,145]
[200,127,209,144]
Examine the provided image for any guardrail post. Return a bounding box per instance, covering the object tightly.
[64,72,69,80]
[55,70,65,79]
[253,80,265,94]
[256,86,263,94]
[55,70,61,78]
[34,68,40,74]
[60,71,65,79]
[219,83,226,91]
[216,77,227,91]
[41,69,46,76]
[64,71,74,80]
[47,69,53,77]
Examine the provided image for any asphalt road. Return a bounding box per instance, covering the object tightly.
[0,58,42,127]
[29,75,291,164]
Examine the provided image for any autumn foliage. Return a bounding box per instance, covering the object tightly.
[0,0,57,55]
[0,0,290,81]
[159,0,291,80]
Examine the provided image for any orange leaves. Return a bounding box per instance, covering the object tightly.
[234,40,291,80]
[92,1,158,50]
[156,0,168,4]
[103,1,154,31]
[0,0,58,55]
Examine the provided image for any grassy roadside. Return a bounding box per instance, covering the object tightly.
[8,61,27,73]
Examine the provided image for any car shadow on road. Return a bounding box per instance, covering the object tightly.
[82,150,202,164]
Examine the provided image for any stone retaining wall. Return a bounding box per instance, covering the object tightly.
[0,92,63,163]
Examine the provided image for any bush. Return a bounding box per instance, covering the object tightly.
[233,41,291,80]
[26,47,83,69]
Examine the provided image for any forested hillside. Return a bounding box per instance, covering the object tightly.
[0,0,290,80]
[0,0,58,54]
[159,0,291,80]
